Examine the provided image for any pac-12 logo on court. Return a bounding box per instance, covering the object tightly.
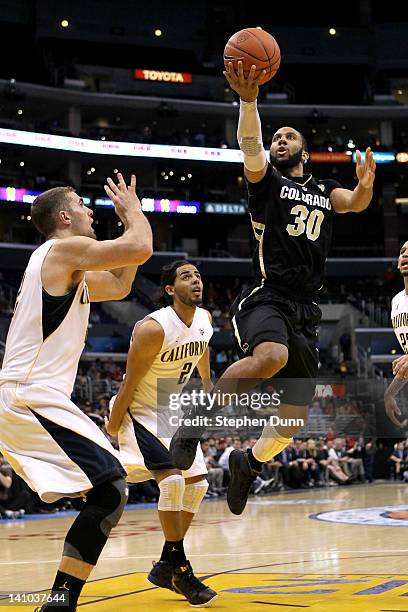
[311,505,408,526]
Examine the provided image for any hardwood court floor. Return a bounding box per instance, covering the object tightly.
[1,483,408,610]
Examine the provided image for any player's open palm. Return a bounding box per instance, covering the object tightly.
[104,172,142,225]
[355,147,376,189]
[223,60,266,103]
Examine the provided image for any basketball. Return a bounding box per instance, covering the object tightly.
[224,27,281,85]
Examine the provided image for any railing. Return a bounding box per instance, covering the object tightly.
[356,344,384,379]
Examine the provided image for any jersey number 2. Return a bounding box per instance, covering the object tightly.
[178,362,193,385]
[286,205,324,241]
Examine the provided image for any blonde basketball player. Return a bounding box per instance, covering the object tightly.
[106,261,218,607]
[385,241,408,427]
[0,173,152,612]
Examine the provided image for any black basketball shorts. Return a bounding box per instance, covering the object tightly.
[231,284,322,406]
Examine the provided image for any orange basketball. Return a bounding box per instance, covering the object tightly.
[224,27,281,85]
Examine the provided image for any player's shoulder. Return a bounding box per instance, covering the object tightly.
[315,176,343,196]
[133,314,165,338]
[392,290,407,306]
[197,307,212,323]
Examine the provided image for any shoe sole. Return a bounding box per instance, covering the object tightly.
[227,450,249,515]
[188,593,219,608]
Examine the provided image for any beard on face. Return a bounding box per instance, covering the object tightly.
[270,145,304,170]
[178,293,202,307]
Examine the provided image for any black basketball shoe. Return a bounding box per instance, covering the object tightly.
[147,560,174,591]
[227,449,260,515]
[172,561,218,607]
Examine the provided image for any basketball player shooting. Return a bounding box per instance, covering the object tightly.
[105,261,218,607]
[171,58,376,516]
[384,241,408,429]
[0,173,152,612]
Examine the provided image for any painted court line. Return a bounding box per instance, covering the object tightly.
[1,550,408,566]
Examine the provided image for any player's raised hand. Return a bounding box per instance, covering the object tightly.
[355,147,376,189]
[104,172,142,226]
[223,61,266,103]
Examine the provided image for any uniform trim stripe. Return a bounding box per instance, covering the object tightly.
[232,283,264,350]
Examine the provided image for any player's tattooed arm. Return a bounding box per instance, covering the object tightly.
[330,147,376,213]
[224,61,268,182]
[105,319,164,436]
[384,355,408,428]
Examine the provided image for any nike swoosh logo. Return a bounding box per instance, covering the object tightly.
[224,55,244,60]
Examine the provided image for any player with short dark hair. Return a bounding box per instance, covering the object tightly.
[106,261,217,607]
[171,61,376,516]
[0,173,152,612]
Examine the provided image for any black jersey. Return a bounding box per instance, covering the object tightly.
[247,164,341,300]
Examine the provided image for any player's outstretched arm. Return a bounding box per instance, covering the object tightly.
[49,173,152,299]
[224,60,268,184]
[84,173,153,300]
[330,148,376,213]
[106,319,164,437]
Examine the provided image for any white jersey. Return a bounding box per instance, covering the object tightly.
[391,290,408,353]
[129,306,213,428]
[0,240,90,397]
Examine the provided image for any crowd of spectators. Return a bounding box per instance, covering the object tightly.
[200,435,372,498]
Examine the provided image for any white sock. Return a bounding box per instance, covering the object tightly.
[252,425,292,463]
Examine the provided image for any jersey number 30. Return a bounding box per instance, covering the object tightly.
[286,205,324,241]
[178,362,193,385]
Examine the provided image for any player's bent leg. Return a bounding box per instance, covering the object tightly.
[170,342,288,472]
[39,478,128,612]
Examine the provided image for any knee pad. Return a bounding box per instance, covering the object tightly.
[63,477,128,565]
[182,479,208,514]
[157,474,185,512]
